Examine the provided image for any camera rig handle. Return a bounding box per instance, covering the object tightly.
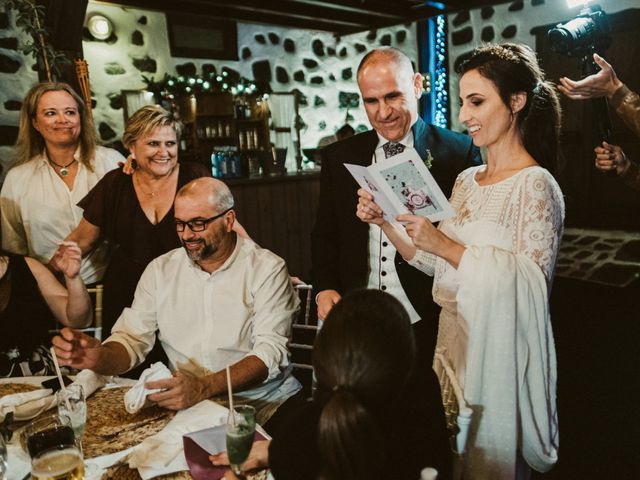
[583,56,613,143]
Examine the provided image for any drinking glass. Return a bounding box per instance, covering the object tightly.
[30,444,84,480]
[56,385,99,477]
[23,414,75,459]
[56,385,86,442]
[226,405,256,478]
[0,433,7,480]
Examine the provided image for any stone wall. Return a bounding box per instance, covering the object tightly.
[447,0,639,131]
[0,1,417,177]
[0,8,38,176]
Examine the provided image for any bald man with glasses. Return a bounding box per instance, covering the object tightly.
[53,178,303,429]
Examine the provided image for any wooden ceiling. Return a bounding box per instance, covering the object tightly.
[105,0,506,35]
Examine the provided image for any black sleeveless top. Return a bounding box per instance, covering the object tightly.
[0,254,56,377]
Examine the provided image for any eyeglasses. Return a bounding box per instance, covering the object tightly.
[174,207,233,232]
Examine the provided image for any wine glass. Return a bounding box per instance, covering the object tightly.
[225,405,256,478]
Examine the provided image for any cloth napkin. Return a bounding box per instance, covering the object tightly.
[73,368,108,396]
[0,388,54,422]
[124,362,172,414]
[128,400,229,480]
[0,369,106,422]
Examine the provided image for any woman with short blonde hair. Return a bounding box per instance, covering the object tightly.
[57,104,209,340]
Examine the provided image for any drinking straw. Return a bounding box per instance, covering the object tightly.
[50,346,72,412]
[226,366,235,427]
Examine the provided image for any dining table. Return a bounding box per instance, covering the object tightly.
[1,375,272,480]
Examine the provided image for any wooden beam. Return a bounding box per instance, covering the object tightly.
[102,0,495,33]
[105,0,373,32]
[273,0,413,18]
[200,0,407,22]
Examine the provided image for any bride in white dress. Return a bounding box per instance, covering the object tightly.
[356,43,564,480]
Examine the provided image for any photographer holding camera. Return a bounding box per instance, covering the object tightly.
[559,53,640,190]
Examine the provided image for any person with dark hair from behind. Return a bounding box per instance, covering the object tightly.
[211,289,452,480]
[358,43,564,479]
[558,53,640,190]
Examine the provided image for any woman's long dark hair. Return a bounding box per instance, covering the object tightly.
[456,43,562,174]
[313,289,416,480]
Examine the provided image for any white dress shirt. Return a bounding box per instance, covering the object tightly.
[367,130,421,323]
[0,146,123,284]
[106,236,302,407]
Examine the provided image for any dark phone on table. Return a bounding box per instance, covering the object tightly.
[41,375,72,393]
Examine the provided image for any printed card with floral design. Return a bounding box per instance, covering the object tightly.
[345,147,454,225]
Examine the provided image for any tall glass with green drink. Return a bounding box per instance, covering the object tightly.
[225,405,256,478]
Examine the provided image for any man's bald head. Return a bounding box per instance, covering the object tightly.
[357,47,415,84]
[176,177,234,214]
[356,47,423,142]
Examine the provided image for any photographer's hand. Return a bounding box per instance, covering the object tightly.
[558,54,623,101]
[594,141,630,176]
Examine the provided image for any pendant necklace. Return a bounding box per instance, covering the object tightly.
[49,158,76,177]
[133,173,160,198]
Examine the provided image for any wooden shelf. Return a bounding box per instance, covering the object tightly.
[176,93,270,174]
[236,118,265,124]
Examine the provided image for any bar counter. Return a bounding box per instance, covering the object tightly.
[226,171,321,280]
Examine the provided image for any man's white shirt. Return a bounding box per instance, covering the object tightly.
[366,129,421,324]
[106,236,302,403]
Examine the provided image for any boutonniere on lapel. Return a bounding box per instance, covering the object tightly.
[424,149,434,169]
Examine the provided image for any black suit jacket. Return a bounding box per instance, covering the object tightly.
[311,117,481,322]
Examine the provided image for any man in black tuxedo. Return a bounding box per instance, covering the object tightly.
[311,47,481,362]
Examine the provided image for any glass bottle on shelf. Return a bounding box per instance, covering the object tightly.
[234,98,245,120]
[246,129,254,150]
[229,147,241,178]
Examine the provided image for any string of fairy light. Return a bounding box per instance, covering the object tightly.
[143,71,268,101]
[433,14,447,128]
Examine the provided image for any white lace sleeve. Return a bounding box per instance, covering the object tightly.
[408,249,436,276]
[513,170,565,286]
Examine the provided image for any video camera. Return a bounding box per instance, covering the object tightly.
[548,5,614,145]
[548,4,611,58]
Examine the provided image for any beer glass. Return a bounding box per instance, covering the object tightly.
[30,444,84,480]
[225,405,256,478]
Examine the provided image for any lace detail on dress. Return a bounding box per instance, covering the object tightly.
[408,249,436,276]
[513,169,565,285]
[435,166,564,289]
